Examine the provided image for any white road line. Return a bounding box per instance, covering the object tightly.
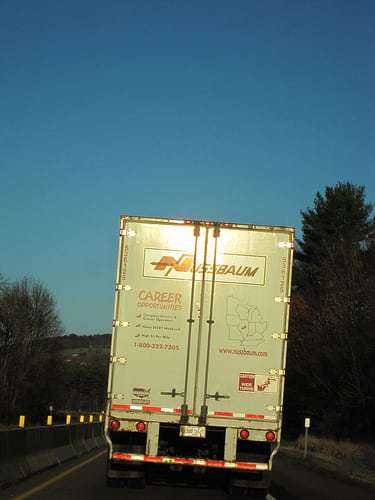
[266,494,277,500]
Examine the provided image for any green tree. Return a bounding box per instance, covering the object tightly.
[296,182,375,287]
[286,182,375,438]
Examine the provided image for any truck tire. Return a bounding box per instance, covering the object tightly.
[249,488,267,499]
[227,484,248,497]
[127,477,146,489]
[106,477,125,488]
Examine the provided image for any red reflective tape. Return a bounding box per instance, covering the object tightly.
[236,462,257,470]
[142,406,162,412]
[213,411,233,417]
[111,404,192,414]
[206,459,225,468]
[112,452,132,460]
[111,404,131,410]
[245,414,265,420]
[112,405,263,420]
[173,457,195,465]
[144,456,163,463]
[113,453,265,471]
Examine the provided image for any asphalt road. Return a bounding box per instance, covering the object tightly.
[3,449,375,500]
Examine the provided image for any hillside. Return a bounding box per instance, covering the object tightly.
[55,333,111,365]
[56,333,111,349]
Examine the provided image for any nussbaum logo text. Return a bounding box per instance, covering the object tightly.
[143,249,266,285]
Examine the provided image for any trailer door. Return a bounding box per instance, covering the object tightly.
[109,219,204,419]
[192,226,294,422]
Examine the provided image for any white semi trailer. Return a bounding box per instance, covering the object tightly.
[105,215,294,495]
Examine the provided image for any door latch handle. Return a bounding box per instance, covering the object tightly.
[160,388,184,398]
[206,392,230,401]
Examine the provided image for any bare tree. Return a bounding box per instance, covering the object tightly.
[0,273,7,290]
[0,278,64,421]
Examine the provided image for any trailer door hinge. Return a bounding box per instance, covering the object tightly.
[112,320,130,327]
[275,297,290,304]
[269,369,285,376]
[120,229,136,237]
[272,333,288,340]
[266,405,283,412]
[110,393,126,400]
[115,284,132,291]
[277,241,294,249]
[110,356,127,364]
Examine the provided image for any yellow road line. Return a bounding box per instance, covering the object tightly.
[15,449,106,500]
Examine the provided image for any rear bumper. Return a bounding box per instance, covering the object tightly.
[112,452,269,471]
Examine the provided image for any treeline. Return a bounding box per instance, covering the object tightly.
[285,182,375,440]
[0,278,109,423]
[56,334,110,413]
[60,349,109,414]
[55,333,110,350]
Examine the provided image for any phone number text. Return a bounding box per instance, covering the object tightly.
[134,342,180,351]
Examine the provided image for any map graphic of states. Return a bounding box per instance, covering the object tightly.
[226,296,267,346]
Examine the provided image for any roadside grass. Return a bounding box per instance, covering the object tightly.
[295,434,374,461]
[281,435,375,489]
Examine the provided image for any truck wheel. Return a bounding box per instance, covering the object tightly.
[106,477,125,488]
[227,484,248,497]
[249,488,267,499]
[127,477,146,489]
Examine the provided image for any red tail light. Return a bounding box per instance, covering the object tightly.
[136,421,146,432]
[265,431,276,442]
[110,419,120,431]
[239,429,250,440]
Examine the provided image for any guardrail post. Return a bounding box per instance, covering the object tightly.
[89,415,93,423]
[66,415,71,425]
[79,415,85,423]
[47,415,53,426]
[18,415,25,428]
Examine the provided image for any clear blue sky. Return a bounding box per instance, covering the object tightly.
[1,1,374,334]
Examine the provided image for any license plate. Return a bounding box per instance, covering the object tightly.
[180,425,206,438]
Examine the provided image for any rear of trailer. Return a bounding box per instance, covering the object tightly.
[105,216,294,493]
